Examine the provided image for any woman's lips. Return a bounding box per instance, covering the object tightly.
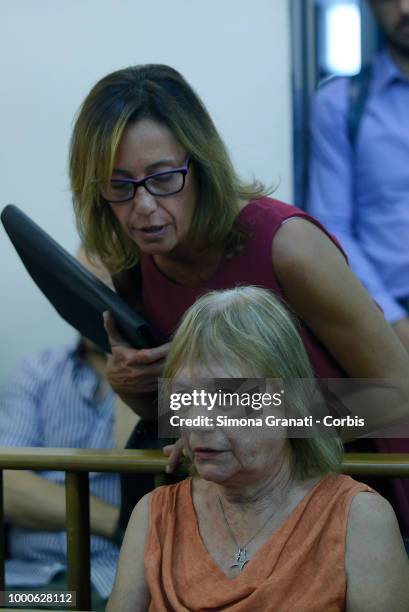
[193,448,226,459]
[133,225,167,239]
[142,225,165,233]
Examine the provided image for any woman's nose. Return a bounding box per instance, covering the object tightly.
[130,186,158,214]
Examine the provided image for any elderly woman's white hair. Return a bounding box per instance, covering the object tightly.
[163,285,343,480]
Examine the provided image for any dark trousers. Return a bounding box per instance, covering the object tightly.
[119,420,182,531]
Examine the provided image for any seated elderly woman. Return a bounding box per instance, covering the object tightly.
[107,287,409,612]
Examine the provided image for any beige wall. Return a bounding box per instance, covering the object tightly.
[0,0,293,382]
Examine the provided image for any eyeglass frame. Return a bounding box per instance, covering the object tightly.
[99,156,192,204]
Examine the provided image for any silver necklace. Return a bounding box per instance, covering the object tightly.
[218,495,280,572]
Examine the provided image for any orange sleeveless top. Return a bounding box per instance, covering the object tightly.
[144,475,375,611]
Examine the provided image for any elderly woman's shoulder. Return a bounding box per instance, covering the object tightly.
[346,489,400,538]
[348,485,406,530]
[128,491,151,531]
[134,478,193,524]
[344,490,409,612]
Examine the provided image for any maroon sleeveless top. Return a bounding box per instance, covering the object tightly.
[141,197,345,378]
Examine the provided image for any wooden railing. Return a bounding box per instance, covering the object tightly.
[0,448,177,611]
[0,448,409,611]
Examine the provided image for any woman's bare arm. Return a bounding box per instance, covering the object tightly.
[106,494,151,612]
[345,492,409,612]
[273,218,409,379]
[272,219,409,435]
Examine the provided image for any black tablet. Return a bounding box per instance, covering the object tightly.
[1,204,154,352]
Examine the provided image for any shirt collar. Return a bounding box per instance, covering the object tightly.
[373,48,409,91]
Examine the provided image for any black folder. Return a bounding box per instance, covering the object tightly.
[1,204,154,352]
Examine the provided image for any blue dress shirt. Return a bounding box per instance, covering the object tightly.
[0,345,120,598]
[308,50,409,323]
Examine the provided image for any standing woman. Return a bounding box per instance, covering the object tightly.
[69,64,409,532]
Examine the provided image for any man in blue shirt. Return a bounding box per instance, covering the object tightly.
[0,250,139,609]
[0,340,121,610]
[308,0,409,553]
[308,0,409,350]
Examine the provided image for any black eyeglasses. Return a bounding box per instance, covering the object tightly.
[100,156,191,204]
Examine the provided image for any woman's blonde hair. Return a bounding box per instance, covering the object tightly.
[163,286,343,480]
[69,64,269,273]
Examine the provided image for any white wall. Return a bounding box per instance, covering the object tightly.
[0,0,293,383]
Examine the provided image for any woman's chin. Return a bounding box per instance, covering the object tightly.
[133,241,171,256]
[194,464,231,483]
[128,229,175,255]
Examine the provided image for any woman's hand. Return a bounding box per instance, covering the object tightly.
[162,438,186,473]
[103,311,169,415]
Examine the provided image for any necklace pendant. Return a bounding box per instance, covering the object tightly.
[231,547,249,571]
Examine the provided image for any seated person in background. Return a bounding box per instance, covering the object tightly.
[0,250,138,610]
[0,338,120,609]
[108,287,409,612]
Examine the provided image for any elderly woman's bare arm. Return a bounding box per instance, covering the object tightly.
[345,492,409,612]
[106,494,151,612]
